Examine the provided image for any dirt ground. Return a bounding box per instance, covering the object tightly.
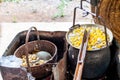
[0,0,92,22]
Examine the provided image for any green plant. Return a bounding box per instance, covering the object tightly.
[12,16,17,23]
[53,0,70,18]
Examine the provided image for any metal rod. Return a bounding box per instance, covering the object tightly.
[97,16,108,47]
[90,0,100,6]
[73,7,79,26]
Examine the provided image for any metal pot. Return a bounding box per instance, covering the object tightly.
[68,46,110,79]
[66,24,113,79]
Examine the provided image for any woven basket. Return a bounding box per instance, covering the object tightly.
[91,0,120,43]
[14,27,57,78]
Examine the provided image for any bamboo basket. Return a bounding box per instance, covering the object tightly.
[92,0,120,43]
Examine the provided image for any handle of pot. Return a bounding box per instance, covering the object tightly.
[25,27,40,43]
[72,6,108,47]
[25,27,40,72]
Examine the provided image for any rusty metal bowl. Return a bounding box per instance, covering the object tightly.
[14,27,57,79]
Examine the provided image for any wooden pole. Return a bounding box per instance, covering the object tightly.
[73,30,89,80]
